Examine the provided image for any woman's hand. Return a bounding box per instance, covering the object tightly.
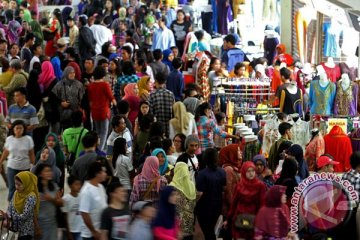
[222,220,228,229]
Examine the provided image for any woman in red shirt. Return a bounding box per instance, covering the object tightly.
[87,66,116,151]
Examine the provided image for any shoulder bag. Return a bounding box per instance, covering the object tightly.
[140,176,160,201]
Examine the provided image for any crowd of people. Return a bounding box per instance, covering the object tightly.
[0,0,359,240]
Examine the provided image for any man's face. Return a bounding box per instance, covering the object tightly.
[14,91,25,104]
[9,0,16,9]
[187,141,199,155]
[121,50,130,61]
[67,20,74,27]
[35,46,43,55]
[118,118,126,132]
[84,60,94,71]
[223,40,228,50]
[0,43,7,53]
[2,1,9,9]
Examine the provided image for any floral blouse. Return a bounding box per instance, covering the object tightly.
[174,190,196,237]
[7,195,37,237]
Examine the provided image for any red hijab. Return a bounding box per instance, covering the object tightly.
[237,161,265,197]
[255,185,290,238]
[38,61,56,90]
[219,144,242,172]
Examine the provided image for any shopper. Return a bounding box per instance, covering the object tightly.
[169,101,197,140]
[196,148,226,240]
[152,186,179,239]
[128,201,156,240]
[7,171,40,239]
[0,120,35,201]
[32,147,61,185]
[170,162,196,240]
[225,161,267,240]
[317,154,339,173]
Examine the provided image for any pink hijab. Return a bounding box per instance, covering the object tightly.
[38,61,56,91]
[124,83,138,99]
[141,156,161,191]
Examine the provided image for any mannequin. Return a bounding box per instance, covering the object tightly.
[321,58,341,82]
[309,72,336,115]
[334,73,359,116]
[279,81,303,115]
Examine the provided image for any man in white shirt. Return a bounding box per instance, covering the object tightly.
[90,15,113,55]
[177,134,200,182]
[106,115,133,157]
[79,161,108,240]
[29,42,42,72]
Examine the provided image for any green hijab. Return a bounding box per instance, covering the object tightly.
[36,132,65,169]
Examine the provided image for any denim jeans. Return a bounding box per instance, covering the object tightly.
[7,167,28,201]
[93,119,109,151]
[62,231,81,240]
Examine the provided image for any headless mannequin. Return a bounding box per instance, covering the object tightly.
[325,57,335,68]
[292,113,300,122]
[340,73,351,90]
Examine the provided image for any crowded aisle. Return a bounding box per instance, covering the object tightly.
[0,0,360,239]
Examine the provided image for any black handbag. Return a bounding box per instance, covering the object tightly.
[66,127,85,173]
[234,213,256,230]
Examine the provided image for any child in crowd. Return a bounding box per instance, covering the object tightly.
[214,112,227,149]
[62,175,83,240]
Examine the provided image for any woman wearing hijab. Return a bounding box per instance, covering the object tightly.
[170,162,196,240]
[254,185,291,239]
[38,61,56,92]
[152,186,179,239]
[123,83,139,100]
[52,66,85,130]
[286,144,309,182]
[253,154,274,188]
[162,49,174,72]
[151,148,174,183]
[32,146,62,185]
[183,97,201,115]
[35,133,65,188]
[137,76,152,101]
[169,101,197,140]
[225,161,267,240]
[34,163,63,240]
[7,171,40,239]
[124,95,140,129]
[275,158,299,207]
[130,156,168,206]
[218,144,242,231]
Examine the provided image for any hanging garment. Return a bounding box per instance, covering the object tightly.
[339,62,358,81]
[217,0,231,34]
[323,21,342,58]
[304,133,325,172]
[321,62,341,82]
[290,119,310,151]
[211,0,218,34]
[341,27,359,57]
[194,52,211,100]
[309,80,336,115]
[279,87,303,116]
[306,20,317,64]
[324,126,352,173]
[243,140,261,162]
[261,119,280,157]
[350,128,360,152]
[334,81,358,116]
[262,0,277,22]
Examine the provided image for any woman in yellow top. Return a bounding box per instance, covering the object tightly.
[0,58,14,88]
[228,62,249,78]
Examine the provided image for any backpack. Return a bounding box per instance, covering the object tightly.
[227,48,245,72]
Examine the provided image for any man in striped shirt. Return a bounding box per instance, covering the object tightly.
[5,87,39,133]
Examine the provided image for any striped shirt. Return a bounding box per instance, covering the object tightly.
[6,101,39,126]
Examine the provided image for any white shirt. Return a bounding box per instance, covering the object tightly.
[188,155,199,182]
[79,181,108,238]
[167,155,177,166]
[29,56,40,72]
[90,24,113,55]
[115,154,133,190]
[5,135,34,170]
[62,193,83,233]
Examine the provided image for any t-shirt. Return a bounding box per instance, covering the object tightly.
[170,21,191,42]
[188,155,199,182]
[79,181,108,238]
[106,129,132,156]
[71,152,98,182]
[115,154,133,190]
[100,207,131,240]
[87,81,114,121]
[62,127,88,158]
[128,218,153,240]
[62,193,83,233]
[5,135,34,170]
[29,56,40,72]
